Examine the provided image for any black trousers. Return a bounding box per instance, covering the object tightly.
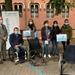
[62,39,70,51]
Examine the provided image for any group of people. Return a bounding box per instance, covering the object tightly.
[0,16,72,64]
[41,19,72,58]
[24,19,72,60]
[0,17,27,64]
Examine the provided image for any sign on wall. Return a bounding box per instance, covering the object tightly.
[2,11,19,49]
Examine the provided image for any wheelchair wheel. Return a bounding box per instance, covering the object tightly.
[23,39,30,60]
[8,47,15,61]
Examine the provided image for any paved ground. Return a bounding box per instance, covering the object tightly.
[0,39,75,75]
[0,59,75,75]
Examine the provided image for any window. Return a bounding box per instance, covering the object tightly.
[0,3,5,16]
[72,0,75,7]
[19,5,22,13]
[46,3,54,18]
[14,3,23,17]
[14,5,18,11]
[30,3,39,18]
[62,5,69,18]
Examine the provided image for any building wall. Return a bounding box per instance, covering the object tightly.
[0,0,75,38]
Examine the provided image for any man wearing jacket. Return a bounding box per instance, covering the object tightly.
[0,17,8,64]
[61,19,72,51]
[41,20,51,58]
[9,27,26,63]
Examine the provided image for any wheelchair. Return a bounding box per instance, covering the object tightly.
[27,38,42,59]
[8,46,28,64]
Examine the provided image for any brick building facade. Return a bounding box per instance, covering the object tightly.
[0,0,75,37]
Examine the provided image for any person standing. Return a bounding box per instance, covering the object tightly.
[50,21,61,55]
[0,17,8,64]
[61,19,72,51]
[41,20,51,58]
[26,19,37,59]
[27,19,36,37]
[27,19,36,49]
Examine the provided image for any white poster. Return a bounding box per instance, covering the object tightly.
[2,11,19,49]
[56,34,67,42]
[23,30,31,37]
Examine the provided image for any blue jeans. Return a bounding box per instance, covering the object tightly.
[42,41,50,56]
[14,46,25,58]
[34,38,39,50]
[51,39,58,55]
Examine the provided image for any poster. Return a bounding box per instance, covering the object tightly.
[2,11,19,49]
[23,30,31,37]
[56,34,67,42]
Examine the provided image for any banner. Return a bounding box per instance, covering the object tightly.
[2,11,19,49]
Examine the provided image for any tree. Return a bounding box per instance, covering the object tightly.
[5,0,12,11]
[48,0,65,15]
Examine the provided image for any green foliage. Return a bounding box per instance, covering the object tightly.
[49,0,65,15]
[5,0,12,11]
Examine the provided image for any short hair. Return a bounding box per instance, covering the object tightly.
[14,27,19,30]
[64,19,69,22]
[53,20,58,24]
[44,20,48,25]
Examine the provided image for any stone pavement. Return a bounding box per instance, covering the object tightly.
[0,38,75,75]
[0,59,75,75]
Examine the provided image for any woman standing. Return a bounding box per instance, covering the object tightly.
[41,20,51,58]
[27,19,40,59]
[27,19,36,50]
[51,21,61,56]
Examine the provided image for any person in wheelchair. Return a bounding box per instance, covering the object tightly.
[9,27,27,64]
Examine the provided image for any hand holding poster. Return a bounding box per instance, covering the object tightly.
[56,34,67,42]
[23,30,31,37]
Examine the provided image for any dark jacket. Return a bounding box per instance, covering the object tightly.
[9,33,23,47]
[0,24,8,41]
[41,26,51,41]
[27,24,36,38]
[61,24,72,40]
[50,25,61,40]
[28,24,35,31]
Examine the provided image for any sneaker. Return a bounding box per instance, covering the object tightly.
[25,57,27,60]
[14,59,19,64]
[48,54,51,58]
[3,59,6,61]
[44,54,46,58]
[0,61,3,64]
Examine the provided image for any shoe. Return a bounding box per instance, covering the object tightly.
[44,54,46,58]
[48,54,51,58]
[25,57,27,60]
[0,61,3,64]
[56,53,59,56]
[14,59,19,65]
[3,59,6,61]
